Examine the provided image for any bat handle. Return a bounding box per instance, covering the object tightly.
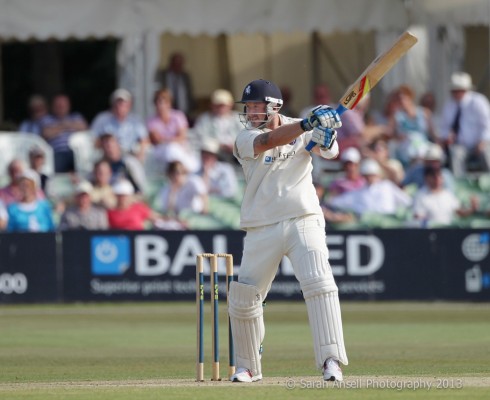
[305,104,348,152]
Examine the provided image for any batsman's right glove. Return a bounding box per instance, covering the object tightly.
[300,105,342,132]
[311,126,337,149]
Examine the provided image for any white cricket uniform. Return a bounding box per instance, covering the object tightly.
[230,115,348,376]
[234,115,322,229]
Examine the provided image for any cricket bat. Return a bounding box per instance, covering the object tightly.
[305,30,418,151]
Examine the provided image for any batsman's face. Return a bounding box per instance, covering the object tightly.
[244,102,267,128]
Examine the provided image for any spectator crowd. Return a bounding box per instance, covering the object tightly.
[1,60,489,232]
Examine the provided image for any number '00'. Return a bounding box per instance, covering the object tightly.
[0,273,28,294]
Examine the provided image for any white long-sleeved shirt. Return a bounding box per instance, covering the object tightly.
[439,91,490,148]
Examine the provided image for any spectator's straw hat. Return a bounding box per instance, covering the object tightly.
[340,147,361,163]
[450,72,473,91]
[75,181,93,195]
[19,169,40,188]
[360,159,381,176]
[29,146,45,158]
[211,89,233,105]
[110,88,132,103]
[112,180,135,196]
[424,143,445,162]
[200,138,220,155]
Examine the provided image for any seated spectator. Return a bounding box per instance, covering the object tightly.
[99,133,147,194]
[0,159,25,205]
[191,89,242,162]
[28,146,49,192]
[0,200,7,230]
[362,138,404,185]
[90,160,117,209]
[19,95,49,135]
[389,85,437,167]
[328,147,366,197]
[439,72,490,177]
[198,138,238,199]
[157,161,208,217]
[107,180,160,230]
[402,143,455,191]
[7,169,54,232]
[328,159,412,215]
[146,88,198,174]
[58,181,108,230]
[412,166,478,227]
[41,93,88,173]
[0,160,44,206]
[91,88,149,161]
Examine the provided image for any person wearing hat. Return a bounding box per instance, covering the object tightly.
[328,158,412,216]
[328,147,366,197]
[107,179,161,230]
[439,71,490,177]
[6,169,54,232]
[401,143,456,191]
[228,79,347,383]
[0,159,45,205]
[58,181,108,230]
[197,137,238,199]
[191,88,243,162]
[91,88,149,161]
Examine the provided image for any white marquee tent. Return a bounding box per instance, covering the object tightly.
[0,0,488,39]
[0,0,488,117]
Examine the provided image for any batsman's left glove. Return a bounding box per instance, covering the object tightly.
[311,126,337,149]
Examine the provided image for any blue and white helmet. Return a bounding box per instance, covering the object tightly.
[237,79,283,129]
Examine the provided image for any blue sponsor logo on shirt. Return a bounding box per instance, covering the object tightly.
[264,155,274,165]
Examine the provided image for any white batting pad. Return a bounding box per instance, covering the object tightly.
[228,282,264,377]
[298,251,348,367]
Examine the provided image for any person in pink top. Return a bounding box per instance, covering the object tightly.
[328,147,366,197]
[146,88,199,174]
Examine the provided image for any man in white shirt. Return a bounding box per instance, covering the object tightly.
[329,158,412,216]
[439,72,490,177]
[412,166,477,227]
[191,89,243,162]
[229,79,348,383]
[91,89,149,161]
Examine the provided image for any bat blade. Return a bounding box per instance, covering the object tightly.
[338,31,418,112]
[305,30,418,151]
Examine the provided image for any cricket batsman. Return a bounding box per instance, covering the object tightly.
[229,79,348,382]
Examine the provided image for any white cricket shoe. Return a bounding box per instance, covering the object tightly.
[230,367,262,383]
[322,358,343,382]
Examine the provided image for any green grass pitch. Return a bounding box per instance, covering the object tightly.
[0,301,489,399]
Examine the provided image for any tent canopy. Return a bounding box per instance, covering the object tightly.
[0,0,488,40]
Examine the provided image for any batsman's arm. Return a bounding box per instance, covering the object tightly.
[253,122,304,155]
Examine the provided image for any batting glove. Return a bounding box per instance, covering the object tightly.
[311,126,337,149]
[300,105,342,131]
